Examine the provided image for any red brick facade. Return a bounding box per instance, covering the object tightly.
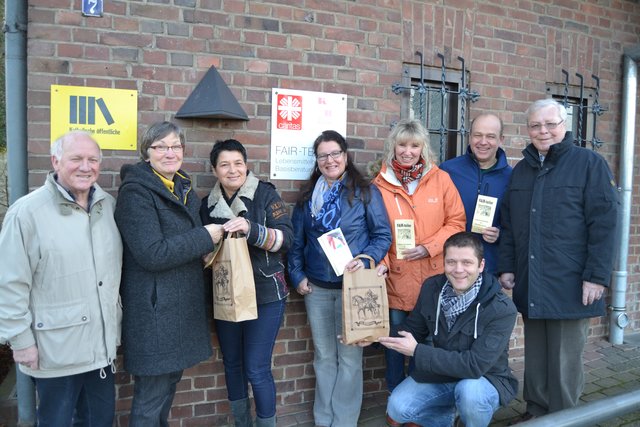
[24,1,640,425]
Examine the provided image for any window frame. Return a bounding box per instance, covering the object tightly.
[545,83,596,149]
[401,64,467,162]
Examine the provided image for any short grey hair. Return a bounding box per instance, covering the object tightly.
[139,121,185,161]
[51,131,102,162]
[525,99,568,124]
[384,119,432,168]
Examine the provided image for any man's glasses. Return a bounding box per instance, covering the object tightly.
[316,150,343,163]
[149,145,184,153]
[528,120,564,132]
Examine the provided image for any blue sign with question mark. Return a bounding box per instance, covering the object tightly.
[82,0,103,17]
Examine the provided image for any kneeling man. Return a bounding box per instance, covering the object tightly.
[381,232,517,427]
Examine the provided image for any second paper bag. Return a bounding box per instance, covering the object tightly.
[342,255,390,344]
[212,234,258,322]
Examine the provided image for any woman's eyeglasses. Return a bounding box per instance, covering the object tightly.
[316,150,343,162]
[149,145,184,153]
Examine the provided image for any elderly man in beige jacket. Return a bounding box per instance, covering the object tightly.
[0,131,123,427]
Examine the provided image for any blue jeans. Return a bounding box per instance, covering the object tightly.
[387,375,500,427]
[215,299,286,419]
[129,370,183,427]
[385,309,415,391]
[305,284,363,427]
[35,368,115,427]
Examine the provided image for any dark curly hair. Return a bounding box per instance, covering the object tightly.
[209,139,247,167]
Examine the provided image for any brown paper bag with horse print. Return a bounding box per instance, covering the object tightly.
[212,233,258,322]
[342,255,390,344]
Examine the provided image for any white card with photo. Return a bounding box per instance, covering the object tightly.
[317,227,354,276]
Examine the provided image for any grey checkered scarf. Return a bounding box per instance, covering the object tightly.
[440,275,483,331]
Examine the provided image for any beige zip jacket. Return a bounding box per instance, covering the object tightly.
[0,173,123,378]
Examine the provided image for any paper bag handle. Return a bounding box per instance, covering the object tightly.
[203,231,243,269]
[225,231,246,239]
[354,254,375,269]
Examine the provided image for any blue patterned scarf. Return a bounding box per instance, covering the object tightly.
[310,175,344,233]
[440,274,482,331]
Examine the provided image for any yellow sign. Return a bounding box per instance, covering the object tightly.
[50,85,138,150]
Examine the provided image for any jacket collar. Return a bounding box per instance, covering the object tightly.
[465,145,510,171]
[206,171,259,220]
[523,131,574,168]
[376,161,437,189]
[120,161,192,205]
[475,271,502,305]
[46,172,105,216]
[434,271,502,337]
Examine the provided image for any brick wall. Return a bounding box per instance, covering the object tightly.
[24,0,640,425]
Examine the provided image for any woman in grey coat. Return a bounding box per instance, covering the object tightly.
[115,121,223,426]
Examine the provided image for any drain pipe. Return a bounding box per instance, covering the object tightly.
[5,0,28,203]
[4,2,35,426]
[609,49,639,345]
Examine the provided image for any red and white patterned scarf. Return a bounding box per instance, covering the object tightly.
[391,158,425,191]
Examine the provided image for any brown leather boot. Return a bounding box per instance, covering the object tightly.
[385,414,402,427]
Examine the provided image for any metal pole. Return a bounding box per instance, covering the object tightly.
[5,1,35,425]
[457,56,467,152]
[437,53,446,162]
[561,69,569,107]
[609,52,638,345]
[5,0,28,203]
[519,388,640,427]
[589,74,604,150]
[575,72,584,145]
[15,367,36,427]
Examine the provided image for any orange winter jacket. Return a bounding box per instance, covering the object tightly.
[373,163,466,311]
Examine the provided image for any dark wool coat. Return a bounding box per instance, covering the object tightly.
[115,162,215,376]
[440,147,512,275]
[498,132,619,319]
[404,272,518,406]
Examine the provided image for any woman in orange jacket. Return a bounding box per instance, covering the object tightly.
[373,119,466,395]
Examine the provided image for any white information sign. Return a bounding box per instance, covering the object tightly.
[270,88,347,180]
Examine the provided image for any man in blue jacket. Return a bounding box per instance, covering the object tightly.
[380,232,518,427]
[498,99,619,422]
[440,113,512,275]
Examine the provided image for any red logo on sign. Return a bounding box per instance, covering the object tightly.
[276,94,303,131]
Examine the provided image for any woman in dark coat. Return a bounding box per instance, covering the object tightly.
[115,121,223,426]
[200,139,293,427]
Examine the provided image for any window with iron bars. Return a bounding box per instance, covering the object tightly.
[546,71,606,150]
[399,62,476,163]
[546,88,592,148]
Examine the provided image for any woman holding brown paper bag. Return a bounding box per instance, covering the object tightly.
[372,119,465,395]
[287,130,392,427]
[200,139,293,427]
